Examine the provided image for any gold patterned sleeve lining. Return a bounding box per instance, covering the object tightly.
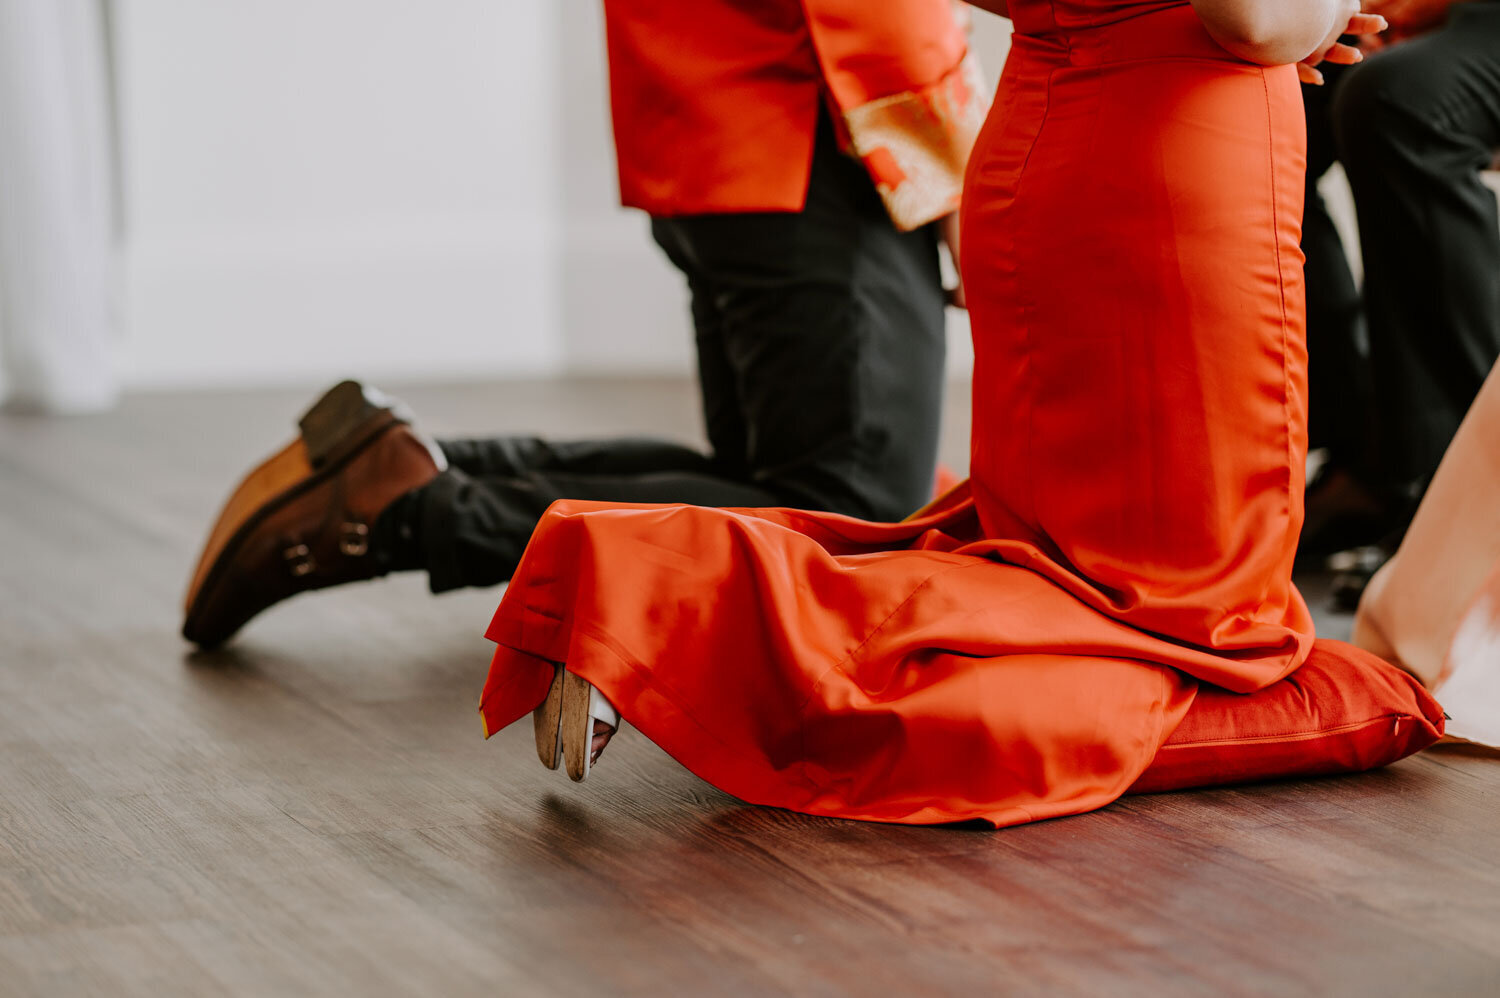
[840,51,988,232]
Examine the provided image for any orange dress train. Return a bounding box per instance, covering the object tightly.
[479,1,1388,825]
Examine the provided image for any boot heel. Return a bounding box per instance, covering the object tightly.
[298,380,397,468]
[533,665,566,770]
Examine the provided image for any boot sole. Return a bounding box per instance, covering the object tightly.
[533,665,566,770]
[560,671,596,783]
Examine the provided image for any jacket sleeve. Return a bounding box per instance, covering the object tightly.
[804,0,990,231]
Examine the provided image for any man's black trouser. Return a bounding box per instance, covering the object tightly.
[382,112,947,592]
[1303,2,1500,509]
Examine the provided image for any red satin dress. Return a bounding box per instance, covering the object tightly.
[479,1,1337,825]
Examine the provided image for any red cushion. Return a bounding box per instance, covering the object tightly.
[1128,640,1445,794]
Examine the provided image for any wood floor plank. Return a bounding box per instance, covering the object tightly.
[0,379,1493,996]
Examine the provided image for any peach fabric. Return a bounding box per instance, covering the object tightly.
[602,0,984,229]
[1356,363,1500,747]
[479,2,1422,825]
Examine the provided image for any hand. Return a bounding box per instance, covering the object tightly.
[940,211,967,309]
[1299,8,1388,86]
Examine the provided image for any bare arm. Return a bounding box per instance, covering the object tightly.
[1191,0,1357,65]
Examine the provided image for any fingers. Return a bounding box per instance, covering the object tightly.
[1346,13,1389,35]
[1304,9,1388,82]
[1321,42,1365,65]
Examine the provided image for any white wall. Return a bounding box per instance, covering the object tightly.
[116,0,560,389]
[553,1,687,374]
[112,2,1017,389]
[90,5,1500,392]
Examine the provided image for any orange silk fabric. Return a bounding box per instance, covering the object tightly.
[958,1,1315,690]
[481,2,1338,826]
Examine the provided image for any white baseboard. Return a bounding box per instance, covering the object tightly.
[122,223,561,389]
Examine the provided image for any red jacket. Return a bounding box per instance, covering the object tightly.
[602,0,986,230]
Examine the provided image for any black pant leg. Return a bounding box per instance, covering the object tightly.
[683,268,755,481]
[397,463,780,592]
[651,113,946,522]
[1332,6,1500,498]
[397,111,945,590]
[1301,63,1374,461]
[436,264,747,485]
[437,436,716,479]
[409,433,764,590]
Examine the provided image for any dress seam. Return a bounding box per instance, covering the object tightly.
[1163,714,1411,748]
[1260,67,1299,620]
[793,561,970,798]
[1016,61,1060,540]
[798,560,974,716]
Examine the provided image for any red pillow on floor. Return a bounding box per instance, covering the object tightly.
[1128,639,1444,794]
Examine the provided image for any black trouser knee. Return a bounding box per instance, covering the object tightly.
[1329,7,1500,497]
[385,110,947,591]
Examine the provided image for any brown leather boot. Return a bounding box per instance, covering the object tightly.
[182,381,445,647]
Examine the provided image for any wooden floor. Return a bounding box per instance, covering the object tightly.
[2,379,1496,997]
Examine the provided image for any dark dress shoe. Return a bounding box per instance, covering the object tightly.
[1325,521,1408,613]
[182,381,444,647]
[1296,463,1404,569]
